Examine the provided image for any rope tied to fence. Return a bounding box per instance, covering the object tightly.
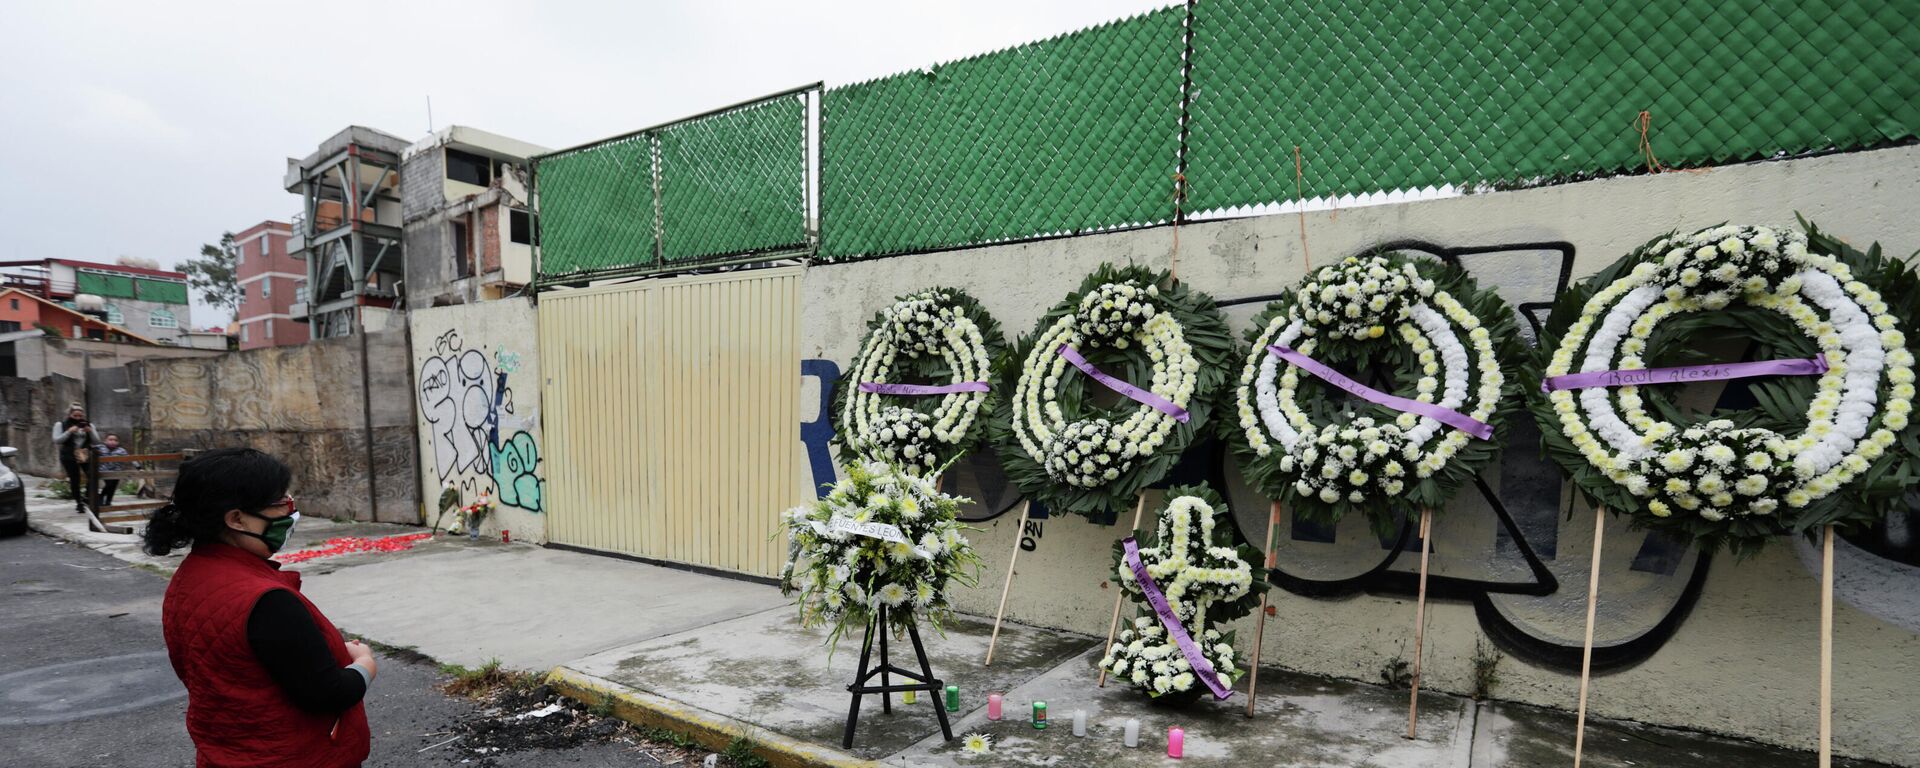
[1169,172,1187,281]
[1294,145,1312,272]
[1635,110,1708,176]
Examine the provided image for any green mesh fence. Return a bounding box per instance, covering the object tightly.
[1185,0,1920,212]
[535,136,656,278]
[659,97,808,263]
[818,7,1186,260]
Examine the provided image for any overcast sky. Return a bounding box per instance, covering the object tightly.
[0,0,1168,327]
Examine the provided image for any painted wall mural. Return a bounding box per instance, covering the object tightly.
[797,238,1920,673]
[415,315,544,519]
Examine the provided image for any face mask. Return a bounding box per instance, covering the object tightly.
[238,504,299,554]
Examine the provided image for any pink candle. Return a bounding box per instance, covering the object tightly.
[986,693,1003,720]
[1167,727,1184,758]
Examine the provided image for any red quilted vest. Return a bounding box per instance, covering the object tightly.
[162,542,370,768]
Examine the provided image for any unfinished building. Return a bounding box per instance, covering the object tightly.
[284,126,409,339]
[401,126,547,306]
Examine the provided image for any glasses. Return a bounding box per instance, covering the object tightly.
[261,495,296,518]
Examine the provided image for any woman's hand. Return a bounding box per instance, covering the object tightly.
[344,640,378,682]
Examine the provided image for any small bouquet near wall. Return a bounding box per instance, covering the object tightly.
[779,461,982,651]
[454,492,497,540]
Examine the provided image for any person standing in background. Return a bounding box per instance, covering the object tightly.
[53,403,98,511]
[95,433,131,508]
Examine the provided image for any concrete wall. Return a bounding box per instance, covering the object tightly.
[795,145,1920,765]
[0,375,85,476]
[10,336,220,385]
[408,298,544,541]
[132,329,418,523]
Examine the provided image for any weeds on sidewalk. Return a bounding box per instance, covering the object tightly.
[1471,638,1504,700]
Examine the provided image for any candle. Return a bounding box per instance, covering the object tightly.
[945,685,960,712]
[1071,709,1087,737]
[1123,718,1140,747]
[1032,701,1048,729]
[1168,727,1184,758]
[986,693,1003,720]
[903,690,917,705]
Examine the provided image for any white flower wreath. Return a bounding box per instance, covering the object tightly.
[837,289,1000,475]
[1231,253,1516,527]
[1541,224,1915,547]
[995,265,1231,519]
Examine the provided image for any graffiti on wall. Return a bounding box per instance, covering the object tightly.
[797,237,1920,672]
[419,329,543,512]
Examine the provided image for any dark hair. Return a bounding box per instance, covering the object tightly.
[141,448,293,556]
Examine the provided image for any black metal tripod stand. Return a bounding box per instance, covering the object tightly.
[842,605,954,748]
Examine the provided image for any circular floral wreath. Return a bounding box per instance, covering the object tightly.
[992,265,1232,520]
[833,288,1004,475]
[1533,222,1920,555]
[1230,252,1524,532]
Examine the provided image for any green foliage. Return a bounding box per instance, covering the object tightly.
[1471,638,1503,700]
[182,232,239,312]
[990,265,1235,521]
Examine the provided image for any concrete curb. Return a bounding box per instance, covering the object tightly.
[546,666,876,768]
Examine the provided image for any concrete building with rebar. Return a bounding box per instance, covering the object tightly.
[284,126,408,339]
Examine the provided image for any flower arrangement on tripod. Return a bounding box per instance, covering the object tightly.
[1533,221,1920,555]
[1228,252,1525,533]
[992,265,1233,520]
[1098,485,1263,702]
[834,288,1005,476]
[779,461,982,648]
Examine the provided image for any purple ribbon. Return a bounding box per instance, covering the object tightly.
[1056,345,1191,423]
[1540,355,1829,393]
[1266,345,1494,440]
[1121,537,1233,701]
[857,381,990,396]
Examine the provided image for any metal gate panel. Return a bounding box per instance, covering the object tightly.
[537,267,800,577]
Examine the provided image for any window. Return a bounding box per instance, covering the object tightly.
[104,304,123,325]
[0,321,17,333]
[242,325,250,343]
[149,308,177,329]
[510,209,533,245]
[262,280,271,299]
[451,221,472,279]
[266,320,274,339]
[8,298,17,310]
[72,324,81,337]
[295,285,308,304]
[446,148,493,186]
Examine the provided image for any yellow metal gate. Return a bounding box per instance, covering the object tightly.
[537,267,801,578]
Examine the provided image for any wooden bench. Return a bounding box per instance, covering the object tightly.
[83,452,190,535]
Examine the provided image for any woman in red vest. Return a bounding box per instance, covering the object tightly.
[144,448,376,767]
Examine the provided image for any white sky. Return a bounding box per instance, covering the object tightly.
[0,0,1169,327]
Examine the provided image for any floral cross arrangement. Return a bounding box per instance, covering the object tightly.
[780,461,982,648]
[1099,485,1264,702]
[1532,220,1920,555]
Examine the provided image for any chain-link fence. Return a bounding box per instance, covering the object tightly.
[534,86,815,283]
[1184,0,1920,213]
[537,1,1918,282]
[818,7,1187,260]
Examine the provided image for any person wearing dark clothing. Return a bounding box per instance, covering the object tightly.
[95,433,130,508]
[53,404,99,511]
[144,448,375,768]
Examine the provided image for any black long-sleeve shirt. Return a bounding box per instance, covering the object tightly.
[246,589,368,714]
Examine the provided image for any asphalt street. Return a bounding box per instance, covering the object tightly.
[0,531,662,767]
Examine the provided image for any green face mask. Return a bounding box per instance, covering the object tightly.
[238,509,300,554]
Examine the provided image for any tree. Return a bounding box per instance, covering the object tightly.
[182,232,239,312]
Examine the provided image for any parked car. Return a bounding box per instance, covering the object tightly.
[0,446,26,536]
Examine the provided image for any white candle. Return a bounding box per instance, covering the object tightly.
[1122,718,1140,747]
[1071,709,1087,737]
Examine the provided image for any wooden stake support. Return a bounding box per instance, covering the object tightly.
[1406,507,1434,739]
[1819,524,1835,768]
[1097,491,1151,688]
[1246,499,1284,717]
[1572,505,1607,767]
[982,500,1031,666]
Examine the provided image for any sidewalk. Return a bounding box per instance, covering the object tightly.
[23,489,1893,767]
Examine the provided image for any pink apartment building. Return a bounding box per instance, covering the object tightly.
[234,220,305,349]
